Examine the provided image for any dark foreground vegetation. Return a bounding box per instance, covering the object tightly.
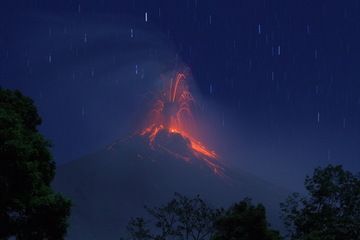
[122,164,360,240]
[281,165,360,240]
[1,88,360,240]
[121,193,281,240]
[0,89,71,239]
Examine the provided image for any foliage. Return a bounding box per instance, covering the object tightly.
[122,193,221,240]
[0,89,71,239]
[122,194,280,240]
[280,165,360,240]
[212,198,282,240]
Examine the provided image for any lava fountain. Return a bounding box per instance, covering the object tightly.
[139,72,224,176]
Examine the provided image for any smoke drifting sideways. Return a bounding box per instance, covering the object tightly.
[1,12,225,170]
[1,12,183,163]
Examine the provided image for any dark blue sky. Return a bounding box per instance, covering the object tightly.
[1,0,360,190]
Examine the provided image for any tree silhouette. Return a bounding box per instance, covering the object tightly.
[0,89,71,239]
[212,198,282,240]
[122,193,221,240]
[122,194,281,240]
[281,165,360,240]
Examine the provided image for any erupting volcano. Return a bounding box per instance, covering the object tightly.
[139,72,224,176]
[55,74,288,240]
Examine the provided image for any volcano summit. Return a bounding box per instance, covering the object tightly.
[139,72,223,175]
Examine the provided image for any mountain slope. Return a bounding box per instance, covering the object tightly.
[54,135,288,239]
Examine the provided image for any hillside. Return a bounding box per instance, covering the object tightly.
[54,134,287,239]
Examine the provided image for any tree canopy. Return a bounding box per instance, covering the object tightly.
[212,198,281,240]
[0,89,71,239]
[281,165,360,240]
[122,194,280,240]
[123,193,220,240]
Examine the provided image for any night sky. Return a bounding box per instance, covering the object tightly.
[1,0,360,191]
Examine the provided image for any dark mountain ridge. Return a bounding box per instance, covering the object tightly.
[54,134,288,239]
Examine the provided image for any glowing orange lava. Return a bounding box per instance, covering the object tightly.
[139,72,224,176]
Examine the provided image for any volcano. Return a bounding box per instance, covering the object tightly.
[54,72,288,239]
[138,72,223,175]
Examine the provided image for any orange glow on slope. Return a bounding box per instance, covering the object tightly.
[139,72,224,175]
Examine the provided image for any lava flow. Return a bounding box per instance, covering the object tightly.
[139,72,224,176]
